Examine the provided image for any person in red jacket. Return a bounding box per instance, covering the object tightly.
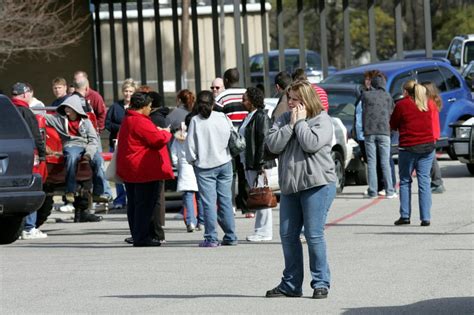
[390,80,435,227]
[422,81,446,194]
[116,92,174,247]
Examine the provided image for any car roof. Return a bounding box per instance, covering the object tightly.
[252,49,320,57]
[329,59,451,78]
[318,83,363,95]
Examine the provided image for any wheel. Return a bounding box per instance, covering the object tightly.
[332,151,345,193]
[0,215,25,244]
[354,167,368,185]
[467,163,474,175]
[36,195,54,228]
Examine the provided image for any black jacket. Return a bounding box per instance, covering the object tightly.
[105,100,126,148]
[243,109,276,170]
[150,107,170,128]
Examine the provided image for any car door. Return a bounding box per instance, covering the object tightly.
[416,66,462,138]
[0,96,35,189]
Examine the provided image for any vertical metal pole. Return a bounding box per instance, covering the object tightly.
[423,0,433,58]
[219,1,226,72]
[233,0,244,86]
[395,0,404,60]
[153,0,165,105]
[242,0,251,88]
[137,0,147,85]
[297,0,305,69]
[108,0,118,101]
[90,1,98,91]
[260,0,270,97]
[211,1,222,78]
[277,0,284,72]
[94,0,104,95]
[121,0,130,78]
[367,0,377,62]
[343,0,351,68]
[172,0,181,91]
[191,0,201,92]
[319,0,328,78]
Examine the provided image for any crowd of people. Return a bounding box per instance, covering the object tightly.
[7,65,444,298]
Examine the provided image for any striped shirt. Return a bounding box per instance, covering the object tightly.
[214,88,248,126]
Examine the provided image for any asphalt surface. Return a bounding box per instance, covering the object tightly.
[1,156,473,314]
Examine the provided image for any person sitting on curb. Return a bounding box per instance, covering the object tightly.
[44,94,108,204]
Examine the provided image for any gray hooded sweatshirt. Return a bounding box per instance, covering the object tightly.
[45,94,99,158]
[265,111,336,195]
[361,76,395,137]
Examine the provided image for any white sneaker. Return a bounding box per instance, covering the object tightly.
[59,203,75,213]
[378,190,386,196]
[21,228,48,240]
[246,234,272,242]
[386,193,398,199]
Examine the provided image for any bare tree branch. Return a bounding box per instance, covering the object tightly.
[0,0,89,68]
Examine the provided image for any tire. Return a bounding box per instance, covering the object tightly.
[467,163,474,176]
[354,167,368,185]
[0,216,25,245]
[36,195,54,228]
[332,151,345,193]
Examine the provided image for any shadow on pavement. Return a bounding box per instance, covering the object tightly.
[342,296,474,314]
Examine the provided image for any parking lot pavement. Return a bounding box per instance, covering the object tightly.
[1,156,473,314]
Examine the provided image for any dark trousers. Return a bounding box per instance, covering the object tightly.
[125,181,160,245]
[234,156,251,214]
[430,157,443,187]
[150,180,165,241]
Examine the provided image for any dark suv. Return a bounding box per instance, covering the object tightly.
[0,95,45,244]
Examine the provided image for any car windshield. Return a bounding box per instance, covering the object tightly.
[327,90,358,126]
[322,73,365,84]
[268,53,322,72]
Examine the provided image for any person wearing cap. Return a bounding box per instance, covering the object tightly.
[10,82,48,240]
[44,95,109,208]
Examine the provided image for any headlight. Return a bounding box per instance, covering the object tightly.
[456,126,471,138]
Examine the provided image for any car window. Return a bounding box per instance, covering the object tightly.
[439,66,461,90]
[327,90,358,125]
[269,56,279,72]
[322,73,365,84]
[0,97,32,140]
[464,41,474,65]
[250,55,264,72]
[447,39,462,66]
[306,53,322,70]
[389,72,414,100]
[417,69,447,92]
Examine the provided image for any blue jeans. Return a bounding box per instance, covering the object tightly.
[194,162,237,244]
[195,192,204,226]
[63,146,104,196]
[183,191,197,226]
[110,146,126,205]
[398,150,435,221]
[278,183,336,294]
[365,135,395,196]
[24,211,37,231]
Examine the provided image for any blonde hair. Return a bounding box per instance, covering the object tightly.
[286,80,323,118]
[403,80,428,112]
[122,78,137,92]
[421,81,442,112]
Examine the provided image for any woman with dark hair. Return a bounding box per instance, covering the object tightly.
[185,90,238,247]
[240,87,276,242]
[116,92,174,247]
[166,89,196,133]
[390,80,435,226]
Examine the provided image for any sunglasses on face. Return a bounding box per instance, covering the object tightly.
[210,86,221,90]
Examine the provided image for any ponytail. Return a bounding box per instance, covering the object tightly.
[413,84,428,112]
[195,90,214,119]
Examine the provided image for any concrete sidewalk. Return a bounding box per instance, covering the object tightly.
[1,158,473,314]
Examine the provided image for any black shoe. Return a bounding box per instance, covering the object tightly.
[312,287,329,299]
[265,287,302,298]
[221,240,238,246]
[79,213,103,222]
[124,237,133,244]
[421,220,431,226]
[133,238,162,247]
[394,217,411,225]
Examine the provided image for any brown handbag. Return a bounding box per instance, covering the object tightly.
[247,172,278,210]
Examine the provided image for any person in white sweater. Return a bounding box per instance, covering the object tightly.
[185,91,238,247]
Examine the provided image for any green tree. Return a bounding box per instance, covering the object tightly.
[433,6,474,48]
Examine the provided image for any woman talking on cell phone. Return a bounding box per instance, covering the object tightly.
[265,80,337,299]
